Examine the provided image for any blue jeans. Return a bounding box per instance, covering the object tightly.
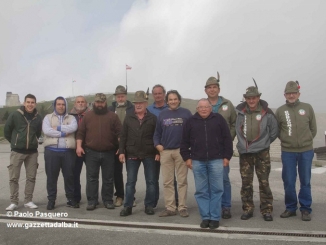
[192,159,224,221]
[124,157,156,208]
[222,165,231,209]
[281,150,314,213]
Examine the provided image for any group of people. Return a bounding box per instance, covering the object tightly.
[4,74,317,230]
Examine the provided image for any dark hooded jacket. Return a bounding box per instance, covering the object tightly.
[4,106,42,153]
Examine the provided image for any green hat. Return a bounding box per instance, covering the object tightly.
[132,91,148,103]
[205,77,219,88]
[243,86,261,98]
[94,93,107,102]
[114,85,127,95]
[205,71,220,88]
[284,81,300,93]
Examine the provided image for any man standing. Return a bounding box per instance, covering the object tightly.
[154,90,192,218]
[276,81,317,221]
[69,96,91,207]
[76,93,121,211]
[42,96,78,210]
[204,73,236,219]
[108,85,134,207]
[235,86,278,221]
[147,84,168,207]
[119,91,159,216]
[180,99,233,229]
[4,94,42,211]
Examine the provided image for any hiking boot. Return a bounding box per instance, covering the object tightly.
[301,210,311,221]
[104,202,115,209]
[24,202,38,209]
[200,220,210,228]
[66,200,79,208]
[115,197,123,207]
[47,201,55,210]
[241,212,253,220]
[145,206,155,215]
[263,213,273,221]
[209,220,220,229]
[6,203,18,211]
[86,204,96,211]
[179,209,189,217]
[222,208,231,219]
[159,209,176,217]
[120,207,132,216]
[280,210,296,218]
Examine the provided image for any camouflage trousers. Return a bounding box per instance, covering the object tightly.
[239,149,273,214]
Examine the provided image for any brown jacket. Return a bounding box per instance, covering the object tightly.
[76,110,122,152]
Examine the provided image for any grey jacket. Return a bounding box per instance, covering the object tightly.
[235,100,278,154]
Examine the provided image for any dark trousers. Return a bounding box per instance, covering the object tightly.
[85,148,114,205]
[73,155,85,203]
[114,154,124,198]
[44,149,76,201]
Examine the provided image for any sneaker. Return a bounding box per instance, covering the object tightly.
[263,213,273,221]
[200,220,210,228]
[120,207,132,216]
[301,210,311,221]
[24,202,38,209]
[86,204,96,211]
[222,208,232,219]
[104,202,115,209]
[159,209,176,217]
[241,212,253,220]
[115,197,123,207]
[179,209,189,217]
[47,201,55,210]
[209,220,220,229]
[66,200,79,208]
[6,203,18,211]
[280,210,296,218]
[145,206,155,215]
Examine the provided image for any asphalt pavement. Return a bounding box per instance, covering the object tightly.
[0,142,325,245]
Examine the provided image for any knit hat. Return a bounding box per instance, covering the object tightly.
[243,86,261,98]
[132,91,148,103]
[284,81,300,93]
[114,85,127,95]
[94,93,106,102]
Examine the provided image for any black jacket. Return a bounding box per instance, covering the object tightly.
[180,112,233,161]
[108,100,134,115]
[119,109,158,158]
[4,107,42,152]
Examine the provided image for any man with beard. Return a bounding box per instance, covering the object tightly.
[68,96,91,207]
[108,85,134,207]
[4,94,42,211]
[76,93,122,211]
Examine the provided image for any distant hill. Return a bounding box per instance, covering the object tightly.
[1,93,325,147]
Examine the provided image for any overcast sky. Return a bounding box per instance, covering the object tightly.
[1,0,325,112]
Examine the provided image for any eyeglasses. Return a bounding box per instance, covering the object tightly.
[285,92,298,95]
[197,106,211,110]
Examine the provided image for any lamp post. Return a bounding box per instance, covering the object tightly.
[72,80,76,98]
